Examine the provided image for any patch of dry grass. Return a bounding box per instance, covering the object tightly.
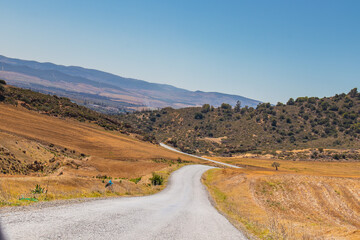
[0,163,185,207]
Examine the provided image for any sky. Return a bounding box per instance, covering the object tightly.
[0,0,359,103]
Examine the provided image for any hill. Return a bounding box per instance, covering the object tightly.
[0,55,261,113]
[0,84,206,205]
[118,88,360,160]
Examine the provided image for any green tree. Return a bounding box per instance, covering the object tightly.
[221,103,232,110]
[287,98,295,105]
[234,100,241,112]
[271,162,280,171]
[349,88,358,98]
[201,104,211,113]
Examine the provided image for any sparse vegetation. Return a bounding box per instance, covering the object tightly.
[130,176,142,184]
[119,88,360,157]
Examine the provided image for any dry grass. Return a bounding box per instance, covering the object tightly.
[0,104,205,206]
[0,163,183,207]
[203,157,360,239]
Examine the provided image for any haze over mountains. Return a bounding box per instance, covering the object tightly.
[0,55,261,113]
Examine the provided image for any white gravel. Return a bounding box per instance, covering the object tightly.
[0,165,247,240]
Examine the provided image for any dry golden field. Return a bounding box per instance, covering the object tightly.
[203,157,360,239]
[0,104,204,206]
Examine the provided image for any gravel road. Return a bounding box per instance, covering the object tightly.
[160,143,241,168]
[0,165,246,240]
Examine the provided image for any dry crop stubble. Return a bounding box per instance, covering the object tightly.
[203,157,360,239]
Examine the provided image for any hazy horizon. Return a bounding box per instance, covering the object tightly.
[1,0,359,103]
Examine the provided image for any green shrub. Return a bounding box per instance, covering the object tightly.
[150,173,164,186]
[31,184,45,194]
[194,112,204,120]
[0,79,6,85]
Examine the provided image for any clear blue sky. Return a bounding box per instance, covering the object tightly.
[1,0,359,103]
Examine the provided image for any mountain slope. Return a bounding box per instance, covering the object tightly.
[0,55,261,112]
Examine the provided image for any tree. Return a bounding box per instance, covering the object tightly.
[287,98,295,105]
[234,100,241,112]
[221,103,232,110]
[0,84,5,101]
[201,104,210,113]
[349,88,358,98]
[271,162,280,171]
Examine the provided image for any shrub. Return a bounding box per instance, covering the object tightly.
[194,112,204,120]
[0,79,6,85]
[150,173,164,185]
[31,184,45,194]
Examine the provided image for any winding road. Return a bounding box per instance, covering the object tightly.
[160,143,241,168]
[1,165,246,240]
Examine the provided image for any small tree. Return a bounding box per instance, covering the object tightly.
[234,100,241,112]
[201,104,211,113]
[349,88,358,98]
[272,162,280,171]
[287,98,295,105]
[221,103,232,110]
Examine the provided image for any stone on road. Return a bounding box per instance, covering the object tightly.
[0,165,247,240]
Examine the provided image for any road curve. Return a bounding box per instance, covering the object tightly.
[160,143,241,168]
[1,165,246,240]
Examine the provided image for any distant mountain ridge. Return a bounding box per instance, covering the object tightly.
[0,55,261,112]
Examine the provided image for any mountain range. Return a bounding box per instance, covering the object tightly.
[0,55,261,112]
